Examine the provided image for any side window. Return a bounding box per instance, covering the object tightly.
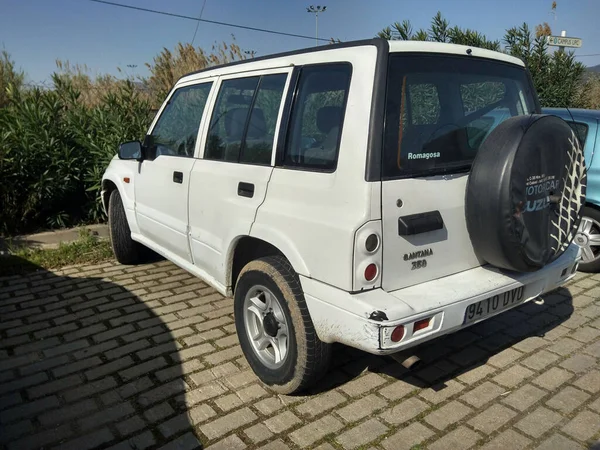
[567,122,588,148]
[283,64,352,170]
[149,83,212,158]
[240,74,287,165]
[205,77,259,162]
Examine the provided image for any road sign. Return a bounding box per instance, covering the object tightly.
[547,35,583,48]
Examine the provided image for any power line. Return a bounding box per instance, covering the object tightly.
[190,0,207,46]
[86,0,330,42]
[577,53,600,57]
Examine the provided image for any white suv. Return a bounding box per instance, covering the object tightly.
[102,38,586,394]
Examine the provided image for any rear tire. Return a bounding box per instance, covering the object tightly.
[108,189,143,265]
[234,255,331,394]
[575,206,600,273]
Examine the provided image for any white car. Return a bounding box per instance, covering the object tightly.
[102,38,586,394]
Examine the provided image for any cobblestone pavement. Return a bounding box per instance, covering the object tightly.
[1,259,600,450]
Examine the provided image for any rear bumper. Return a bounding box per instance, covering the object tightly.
[300,244,580,355]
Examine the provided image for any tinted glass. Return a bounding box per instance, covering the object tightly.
[149,83,213,157]
[567,122,588,148]
[206,77,260,162]
[383,54,536,178]
[284,64,352,170]
[240,74,287,165]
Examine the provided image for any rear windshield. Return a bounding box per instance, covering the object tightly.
[382,53,536,178]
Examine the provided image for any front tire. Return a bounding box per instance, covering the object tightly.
[234,255,331,394]
[108,189,143,265]
[575,206,600,273]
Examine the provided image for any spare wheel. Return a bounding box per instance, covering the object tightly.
[466,114,586,272]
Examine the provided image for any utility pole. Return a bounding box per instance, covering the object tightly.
[306,5,326,47]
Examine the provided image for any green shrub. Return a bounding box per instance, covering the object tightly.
[0,77,150,234]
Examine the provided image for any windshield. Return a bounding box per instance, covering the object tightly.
[382,53,536,178]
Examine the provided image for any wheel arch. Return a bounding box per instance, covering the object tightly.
[227,235,307,295]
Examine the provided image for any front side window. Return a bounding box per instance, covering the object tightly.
[283,64,352,170]
[383,54,536,178]
[149,83,213,158]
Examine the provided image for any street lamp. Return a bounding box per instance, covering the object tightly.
[306,5,326,47]
[126,64,137,80]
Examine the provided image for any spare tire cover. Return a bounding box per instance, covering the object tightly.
[465,114,586,272]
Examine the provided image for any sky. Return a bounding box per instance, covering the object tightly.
[1,0,599,85]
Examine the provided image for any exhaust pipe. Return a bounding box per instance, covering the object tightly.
[390,352,422,370]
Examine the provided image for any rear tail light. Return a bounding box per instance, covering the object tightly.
[364,263,378,281]
[353,222,382,291]
[413,318,431,332]
[391,325,405,342]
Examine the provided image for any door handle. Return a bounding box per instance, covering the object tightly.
[238,182,255,198]
[398,210,444,236]
[173,171,183,184]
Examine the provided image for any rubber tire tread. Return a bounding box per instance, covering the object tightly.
[577,206,600,273]
[108,189,141,265]
[235,255,331,394]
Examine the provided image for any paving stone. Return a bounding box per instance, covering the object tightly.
[264,410,301,434]
[573,370,600,393]
[560,354,596,373]
[336,418,388,450]
[480,429,531,450]
[515,406,563,438]
[0,395,60,423]
[336,394,387,422]
[6,423,72,450]
[244,423,273,443]
[521,350,560,370]
[584,340,600,357]
[546,386,591,413]
[492,364,534,388]
[502,384,547,411]
[107,430,155,450]
[200,407,258,440]
[59,428,115,450]
[487,348,522,368]
[116,415,146,437]
[561,410,600,441]
[534,433,585,450]
[468,403,517,434]
[158,432,203,450]
[381,422,434,450]
[532,367,573,390]
[79,402,135,431]
[289,415,344,448]
[144,401,175,423]
[428,426,480,450]
[424,400,472,430]
[569,326,598,343]
[457,364,496,385]
[339,373,386,397]
[379,397,430,425]
[419,379,465,404]
[257,440,291,450]
[295,391,346,418]
[460,381,505,408]
[254,397,285,415]
[378,379,416,400]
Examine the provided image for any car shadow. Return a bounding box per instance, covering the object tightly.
[0,256,201,450]
[306,288,576,395]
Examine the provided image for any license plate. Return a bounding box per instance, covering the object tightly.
[463,286,525,325]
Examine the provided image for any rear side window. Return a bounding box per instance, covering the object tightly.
[148,83,213,158]
[567,121,588,148]
[383,54,536,178]
[205,74,287,165]
[283,64,352,171]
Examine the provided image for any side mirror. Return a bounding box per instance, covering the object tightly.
[118,141,143,161]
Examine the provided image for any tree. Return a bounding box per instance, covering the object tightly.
[145,36,246,106]
[377,12,500,51]
[377,11,586,107]
[504,23,585,107]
